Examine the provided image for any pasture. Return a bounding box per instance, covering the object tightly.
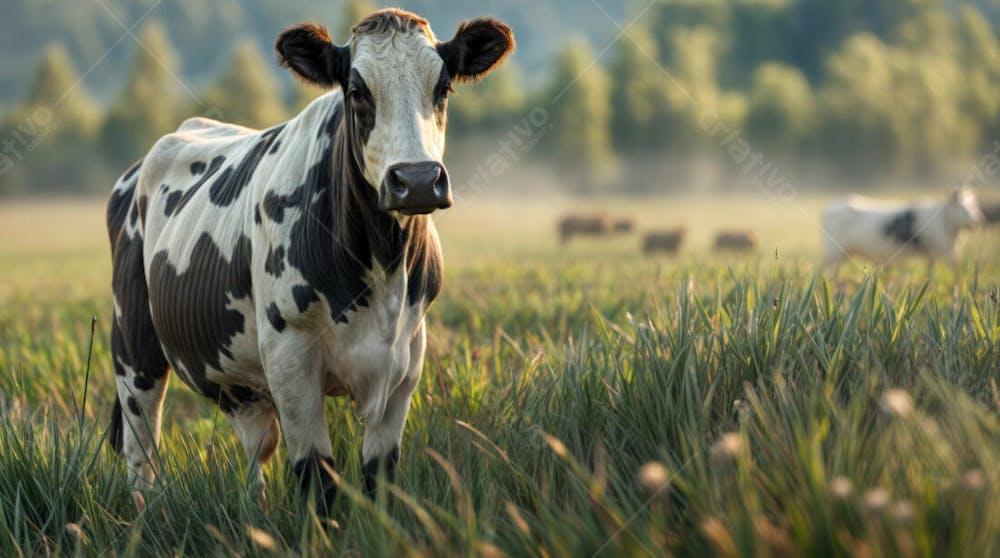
[1,194,998,556]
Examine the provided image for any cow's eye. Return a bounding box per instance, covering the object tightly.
[434,81,454,107]
[348,88,366,104]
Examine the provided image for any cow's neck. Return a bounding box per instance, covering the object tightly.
[329,109,428,278]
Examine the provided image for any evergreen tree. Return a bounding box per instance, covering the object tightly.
[339,0,378,39]
[547,39,613,192]
[101,21,186,168]
[22,43,100,139]
[203,41,286,129]
[449,61,525,134]
[608,24,671,150]
[745,62,814,152]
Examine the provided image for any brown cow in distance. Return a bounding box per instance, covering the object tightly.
[642,228,686,255]
[713,230,758,252]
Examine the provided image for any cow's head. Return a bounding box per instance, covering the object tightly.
[949,187,984,229]
[276,9,514,215]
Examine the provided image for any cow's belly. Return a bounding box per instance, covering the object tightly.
[143,207,266,404]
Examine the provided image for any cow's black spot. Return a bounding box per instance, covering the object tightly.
[269,140,281,155]
[164,156,226,217]
[122,160,143,182]
[137,195,148,223]
[292,285,320,313]
[209,124,285,206]
[362,444,399,497]
[164,191,182,215]
[126,396,141,415]
[262,186,303,224]
[129,200,139,226]
[319,103,344,140]
[106,180,137,251]
[109,225,169,395]
[293,451,337,515]
[190,161,207,175]
[148,233,253,413]
[265,245,285,277]
[266,302,286,332]
[884,210,921,248]
[254,205,262,225]
[346,70,375,145]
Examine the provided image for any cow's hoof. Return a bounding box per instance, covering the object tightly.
[362,446,399,499]
[293,453,338,515]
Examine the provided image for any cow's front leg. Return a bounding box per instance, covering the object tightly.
[362,323,426,497]
[261,330,337,513]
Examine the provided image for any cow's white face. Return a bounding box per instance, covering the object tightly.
[349,27,447,192]
[949,187,984,228]
[276,9,514,215]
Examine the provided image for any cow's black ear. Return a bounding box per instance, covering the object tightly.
[276,22,349,89]
[437,18,514,84]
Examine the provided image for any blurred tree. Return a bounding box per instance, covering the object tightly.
[7,42,105,194]
[21,43,100,139]
[202,41,286,129]
[338,0,377,40]
[817,33,899,181]
[662,26,736,148]
[546,39,613,192]
[955,5,1000,148]
[608,24,672,150]
[449,61,526,134]
[745,62,814,152]
[100,21,186,169]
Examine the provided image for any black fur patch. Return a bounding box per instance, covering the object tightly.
[265,302,286,332]
[262,186,303,224]
[110,233,169,389]
[190,161,207,175]
[107,182,136,249]
[269,140,282,155]
[164,155,226,217]
[126,396,141,415]
[347,70,376,146]
[122,160,142,182]
[884,210,921,248]
[254,205,262,225]
[129,200,140,227]
[362,445,399,497]
[147,233,253,413]
[292,285,320,313]
[208,124,285,206]
[293,451,337,514]
[264,245,285,277]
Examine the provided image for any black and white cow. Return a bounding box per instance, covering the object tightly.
[106,9,514,510]
[821,188,984,269]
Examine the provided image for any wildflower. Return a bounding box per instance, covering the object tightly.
[830,476,853,499]
[864,488,890,511]
[892,500,915,523]
[710,432,743,462]
[637,462,671,494]
[963,469,986,491]
[880,389,913,418]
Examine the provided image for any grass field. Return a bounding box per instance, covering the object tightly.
[1,194,998,557]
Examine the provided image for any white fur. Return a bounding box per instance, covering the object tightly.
[821,189,984,268]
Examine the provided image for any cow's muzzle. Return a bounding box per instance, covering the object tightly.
[380,162,453,215]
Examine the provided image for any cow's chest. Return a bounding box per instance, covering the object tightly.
[312,264,425,420]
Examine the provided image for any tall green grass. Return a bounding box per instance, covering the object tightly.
[1,251,998,556]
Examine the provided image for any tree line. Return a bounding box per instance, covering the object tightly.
[2,0,1000,195]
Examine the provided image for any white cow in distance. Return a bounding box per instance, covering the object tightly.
[821,188,984,269]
